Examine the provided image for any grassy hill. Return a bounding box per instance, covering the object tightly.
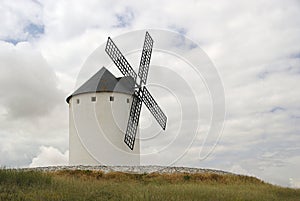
[0,169,299,201]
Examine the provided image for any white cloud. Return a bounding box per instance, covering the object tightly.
[0,0,43,42]
[29,146,68,167]
[289,178,300,189]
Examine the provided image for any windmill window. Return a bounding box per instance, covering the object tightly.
[76,99,80,104]
[110,96,114,101]
[127,98,130,103]
[91,96,96,102]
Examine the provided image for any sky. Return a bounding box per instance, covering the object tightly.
[0,0,300,188]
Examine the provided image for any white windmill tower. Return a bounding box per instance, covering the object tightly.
[67,32,167,166]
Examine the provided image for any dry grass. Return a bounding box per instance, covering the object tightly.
[0,169,299,201]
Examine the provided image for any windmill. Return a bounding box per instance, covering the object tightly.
[105,31,167,150]
[67,31,166,165]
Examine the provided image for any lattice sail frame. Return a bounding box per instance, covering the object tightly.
[124,91,143,150]
[142,86,167,130]
[138,32,154,85]
[105,37,137,81]
[105,31,167,150]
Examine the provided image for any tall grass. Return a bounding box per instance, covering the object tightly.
[0,169,52,187]
[0,169,299,201]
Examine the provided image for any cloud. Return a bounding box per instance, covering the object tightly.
[0,42,63,119]
[0,41,68,167]
[289,178,300,189]
[0,0,43,43]
[115,7,135,28]
[29,146,68,167]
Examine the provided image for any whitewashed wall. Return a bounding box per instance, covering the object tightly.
[69,92,140,165]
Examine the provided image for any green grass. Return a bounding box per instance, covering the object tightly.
[0,169,299,201]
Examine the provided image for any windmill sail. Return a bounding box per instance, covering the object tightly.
[106,31,167,150]
[142,86,167,130]
[124,91,143,150]
[138,31,153,85]
[105,37,137,81]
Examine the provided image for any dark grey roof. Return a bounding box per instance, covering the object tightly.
[66,67,135,103]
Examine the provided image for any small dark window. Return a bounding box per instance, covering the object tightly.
[127,98,130,103]
[110,96,114,101]
[76,99,80,104]
[91,97,96,102]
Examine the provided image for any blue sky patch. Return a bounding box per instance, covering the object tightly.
[171,26,187,35]
[24,23,45,38]
[258,71,269,79]
[115,8,134,28]
[290,52,300,59]
[168,25,197,50]
[270,106,285,113]
[3,39,25,45]
[2,23,44,45]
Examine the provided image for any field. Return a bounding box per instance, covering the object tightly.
[0,169,299,201]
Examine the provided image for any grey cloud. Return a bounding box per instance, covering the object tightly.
[0,42,63,119]
[0,42,67,167]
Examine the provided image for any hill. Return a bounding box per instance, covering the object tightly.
[0,166,299,201]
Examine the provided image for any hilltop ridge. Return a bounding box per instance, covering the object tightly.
[20,165,232,175]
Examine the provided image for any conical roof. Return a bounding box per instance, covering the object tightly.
[66,67,134,103]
